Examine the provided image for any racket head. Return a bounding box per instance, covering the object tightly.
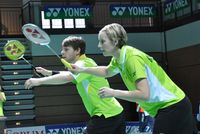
[4,40,26,61]
[22,23,50,45]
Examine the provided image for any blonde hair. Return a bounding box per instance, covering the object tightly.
[99,23,128,48]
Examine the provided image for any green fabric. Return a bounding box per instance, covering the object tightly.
[72,55,123,118]
[108,46,185,117]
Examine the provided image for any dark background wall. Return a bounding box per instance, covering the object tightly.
[168,44,200,114]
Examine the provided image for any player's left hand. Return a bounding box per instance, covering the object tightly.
[25,78,41,89]
[36,67,52,76]
[0,92,6,101]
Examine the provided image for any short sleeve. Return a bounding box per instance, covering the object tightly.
[126,56,147,81]
[71,61,92,84]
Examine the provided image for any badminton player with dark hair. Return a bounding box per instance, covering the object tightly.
[69,23,198,134]
[24,36,125,134]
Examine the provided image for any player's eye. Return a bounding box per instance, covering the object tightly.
[100,40,105,44]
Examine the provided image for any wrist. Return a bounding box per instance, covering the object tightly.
[52,70,59,75]
[38,78,44,86]
[112,89,117,97]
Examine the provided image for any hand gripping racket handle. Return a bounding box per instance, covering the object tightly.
[21,57,44,77]
[60,58,72,69]
[33,68,45,78]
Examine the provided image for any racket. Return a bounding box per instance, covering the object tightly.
[22,23,72,69]
[3,40,43,77]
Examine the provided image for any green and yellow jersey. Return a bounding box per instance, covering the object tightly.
[70,54,123,118]
[108,46,185,117]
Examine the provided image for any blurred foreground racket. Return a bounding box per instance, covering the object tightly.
[22,23,72,69]
[3,40,43,77]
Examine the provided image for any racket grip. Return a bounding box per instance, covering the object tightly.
[61,58,72,69]
[33,68,45,77]
[32,65,45,77]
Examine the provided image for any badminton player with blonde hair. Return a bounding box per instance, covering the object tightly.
[69,23,198,134]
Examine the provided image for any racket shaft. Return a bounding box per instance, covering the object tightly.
[45,45,72,69]
[46,45,61,59]
[22,57,35,68]
[21,57,43,77]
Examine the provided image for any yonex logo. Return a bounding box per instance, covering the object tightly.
[44,6,92,19]
[112,7,126,16]
[46,129,59,134]
[164,0,189,15]
[110,4,155,17]
[46,127,84,134]
[46,8,61,17]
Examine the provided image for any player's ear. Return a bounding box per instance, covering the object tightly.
[114,40,118,46]
[76,48,81,55]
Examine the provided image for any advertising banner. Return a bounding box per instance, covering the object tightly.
[5,126,45,134]
[44,6,92,19]
[110,4,155,17]
[6,122,141,134]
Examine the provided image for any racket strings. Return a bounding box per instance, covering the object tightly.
[6,44,23,56]
[3,40,43,78]
[22,23,72,69]
[4,41,26,60]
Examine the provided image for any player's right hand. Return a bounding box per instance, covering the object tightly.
[68,64,85,74]
[36,67,52,76]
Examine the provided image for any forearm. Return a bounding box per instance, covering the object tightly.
[39,73,70,85]
[84,66,110,77]
[113,89,149,102]
[25,72,73,89]
[47,70,67,76]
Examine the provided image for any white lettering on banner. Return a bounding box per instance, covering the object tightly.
[6,130,45,134]
[62,127,83,134]
[47,127,84,134]
[5,126,45,134]
[63,8,89,17]
[165,3,172,14]
[172,0,188,10]
[165,0,188,14]
[128,7,153,16]
[126,126,140,134]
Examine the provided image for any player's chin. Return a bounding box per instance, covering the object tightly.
[63,58,71,63]
[102,52,111,57]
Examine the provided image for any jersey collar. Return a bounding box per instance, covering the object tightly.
[118,45,127,65]
[78,54,87,60]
